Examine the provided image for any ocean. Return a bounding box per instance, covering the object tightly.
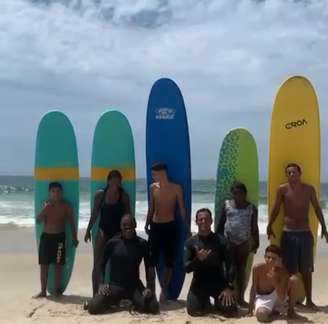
[1,176,328,234]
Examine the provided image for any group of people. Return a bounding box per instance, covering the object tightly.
[34,162,328,322]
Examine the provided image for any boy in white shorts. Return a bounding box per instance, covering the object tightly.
[248,245,299,322]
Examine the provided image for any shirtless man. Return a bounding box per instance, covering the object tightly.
[267,163,328,308]
[145,162,188,301]
[34,182,79,298]
[248,245,299,322]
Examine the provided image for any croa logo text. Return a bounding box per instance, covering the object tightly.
[155,107,176,120]
[285,119,307,130]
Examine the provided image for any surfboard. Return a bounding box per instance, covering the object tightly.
[34,111,79,295]
[214,128,259,287]
[90,110,136,245]
[146,78,192,300]
[268,76,320,299]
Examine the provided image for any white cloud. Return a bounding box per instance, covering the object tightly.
[1,0,328,179]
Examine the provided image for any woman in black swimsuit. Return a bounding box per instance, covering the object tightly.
[84,170,131,295]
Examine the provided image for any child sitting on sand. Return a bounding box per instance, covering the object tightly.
[216,181,259,306]
[34,182,78,298]
[248,245,299,321]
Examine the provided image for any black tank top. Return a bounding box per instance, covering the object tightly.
[99,187,125,239]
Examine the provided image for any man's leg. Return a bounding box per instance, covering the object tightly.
[92,231,107,296]
[288,275,300,318]
[234,241,250,306]
[160,267,172,302]
[54,265,62,296]
[132,289,159,314]
[186,288,209,316]
[300,231,316,308]
[87,284,125,315]
[302,271,316,308]
[160,222,176,302]
[34,265,48,298]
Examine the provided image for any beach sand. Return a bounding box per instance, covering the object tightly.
[1,228,328,324]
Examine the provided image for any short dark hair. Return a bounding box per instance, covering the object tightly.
[285,163,302,173]
[107,170,122,181]
[195,208,212,221]
[48,182,62,191]
[230,181,247,195]
[151,162,167,171]
[265,244,281,257]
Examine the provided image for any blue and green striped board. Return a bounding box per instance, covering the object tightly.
[90,110,136,246]
[214,128,259,286]
[34,111,79,295]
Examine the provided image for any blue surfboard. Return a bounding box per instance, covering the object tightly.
[146,78,191,300]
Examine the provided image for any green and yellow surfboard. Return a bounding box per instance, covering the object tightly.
[34,111,79,295]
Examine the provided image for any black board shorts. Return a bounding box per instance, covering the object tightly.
[148,221,177,268]
[281,230,314,274]
[39,232,66,266]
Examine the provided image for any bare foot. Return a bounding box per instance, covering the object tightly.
[288,309,301,319]
[33,291,46,299]
[159,291,167,304]
[305,301,318,310]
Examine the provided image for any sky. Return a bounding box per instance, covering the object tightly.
[1,0,328,180]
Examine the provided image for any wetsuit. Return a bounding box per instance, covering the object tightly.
[99,188,126,240]
[88,235,159,315]
[184,232,237,316]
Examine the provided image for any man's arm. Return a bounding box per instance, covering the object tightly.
[101,240,113,281]
[248,266,258,315]
[251,206,260,253]
[36,205,48,223]
[122,192,131,215]
[310,186,328,242]
[84,190,103,242]
[176,185,187,223]
[273,268,289,301]
[145,185,155,235]
[222,237,235,286]
[267,186,284,239]
[184,239,202,273]
[215,206,226,235]
[67,205,78,247]
[143,241,156,293]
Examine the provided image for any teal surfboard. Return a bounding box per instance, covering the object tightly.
[214,128,259,286]
[34,111,79,295]
[90,110,136,246]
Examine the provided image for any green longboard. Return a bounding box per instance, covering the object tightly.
[90,110,136,246]
[214,128,259,286]
[34,111,79,295]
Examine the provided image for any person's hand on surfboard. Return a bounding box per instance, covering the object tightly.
[321,227,328,243]
[84,230,91,243]
[72,238,79,248]
[266,224,276,239]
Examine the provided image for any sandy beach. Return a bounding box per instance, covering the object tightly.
[1,228,328,324]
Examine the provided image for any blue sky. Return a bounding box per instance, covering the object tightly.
[1,0,328,179]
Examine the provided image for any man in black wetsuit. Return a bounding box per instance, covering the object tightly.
[86,215,159,315]
[184,208,237,317]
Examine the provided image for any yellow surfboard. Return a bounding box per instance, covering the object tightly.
[268,76,320,298]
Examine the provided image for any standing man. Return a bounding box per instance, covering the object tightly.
[267,163,328,308]
[145,162,188,302]
[184,208,237,317]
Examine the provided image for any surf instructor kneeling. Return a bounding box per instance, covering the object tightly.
[86,214,159,315]
[267,163,328,309]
